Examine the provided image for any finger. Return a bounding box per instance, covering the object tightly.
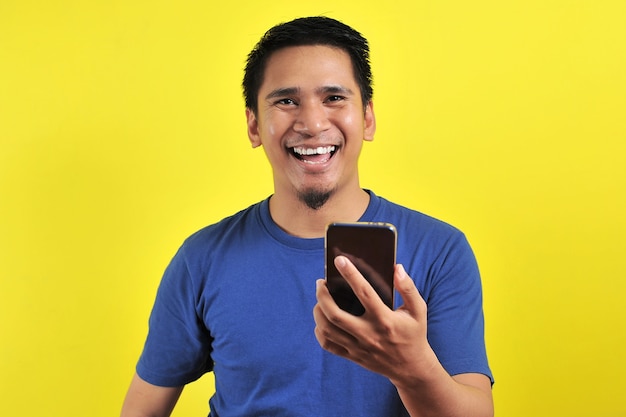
[315,278,330,302]
[314,325,350,357]
[315,279,359,334]
[312,304,353,356]
[315,278,346,315]
[394,264,426,316]
[313,285,359,349]
[334,255,387,315]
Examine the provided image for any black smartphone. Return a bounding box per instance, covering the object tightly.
[325,222,397,316]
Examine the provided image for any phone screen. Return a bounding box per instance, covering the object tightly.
[325,222,397,316]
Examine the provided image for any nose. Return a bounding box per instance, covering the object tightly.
[293,101,331,136]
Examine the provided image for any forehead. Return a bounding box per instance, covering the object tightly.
[260,45,357,92]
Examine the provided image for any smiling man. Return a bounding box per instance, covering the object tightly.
[121,16,494,417]
[246,43,375,232]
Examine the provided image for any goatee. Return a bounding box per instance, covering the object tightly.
[298,188,332,210]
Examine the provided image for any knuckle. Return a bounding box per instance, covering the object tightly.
[315,320,337,341]
[376,317,395,337]
[319,338,334,351]
[327,311,344,327]
[318,325,333,339]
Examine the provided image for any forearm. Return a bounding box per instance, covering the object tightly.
[392,350,493,417]
[120,373,183,417]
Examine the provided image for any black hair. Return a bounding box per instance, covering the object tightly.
[243,16,373,115]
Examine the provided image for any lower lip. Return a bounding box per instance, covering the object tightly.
[293,151,336,170]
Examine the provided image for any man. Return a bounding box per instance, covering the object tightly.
[121,16,494,417]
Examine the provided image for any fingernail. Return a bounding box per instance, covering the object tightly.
[335,256,346,267]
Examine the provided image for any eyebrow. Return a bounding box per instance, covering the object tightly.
[265,87,300,100]
[264,85,355,101]
[318,85,355,96]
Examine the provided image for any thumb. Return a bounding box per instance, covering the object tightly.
[394,264,425,315]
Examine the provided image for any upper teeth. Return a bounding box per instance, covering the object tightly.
[293,146,336,155]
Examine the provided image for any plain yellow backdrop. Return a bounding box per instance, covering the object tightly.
[1,1,625,416]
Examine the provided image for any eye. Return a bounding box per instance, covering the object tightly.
[326,95,345,103]
[324,95,348,106]
[275,98,297,106]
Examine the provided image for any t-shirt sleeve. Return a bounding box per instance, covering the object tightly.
[136,245,213,387]
[424,233,493,384]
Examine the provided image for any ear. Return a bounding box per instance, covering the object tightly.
[363,100,376,142]
[246,108,262,148]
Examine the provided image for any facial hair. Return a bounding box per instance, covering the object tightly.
[298,188,333,210]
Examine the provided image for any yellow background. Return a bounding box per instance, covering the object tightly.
[1,1,625,416]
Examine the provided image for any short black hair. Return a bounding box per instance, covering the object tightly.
[243,16,373,115]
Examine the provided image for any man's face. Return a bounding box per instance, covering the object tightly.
[246,45,376,209]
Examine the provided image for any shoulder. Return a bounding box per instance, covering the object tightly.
[373,194,464,239]
[371,194,475,272]
[156,199,270,292]
[182,200,265,250]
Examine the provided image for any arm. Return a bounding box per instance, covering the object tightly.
[120,372,184,417]
[313,256,493,417]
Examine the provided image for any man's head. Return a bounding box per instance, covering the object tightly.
[243,16,373,115]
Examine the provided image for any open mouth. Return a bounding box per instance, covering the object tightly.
[290,146,337,165]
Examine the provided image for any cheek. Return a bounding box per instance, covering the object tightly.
[339,114,363,137]
[337,109,361,129]
[262,114,286,140]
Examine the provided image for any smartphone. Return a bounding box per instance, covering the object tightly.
[325,222,397,316]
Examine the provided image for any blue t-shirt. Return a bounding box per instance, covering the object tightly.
[137,191,493,416]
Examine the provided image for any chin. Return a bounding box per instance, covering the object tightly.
[297,187,335,211]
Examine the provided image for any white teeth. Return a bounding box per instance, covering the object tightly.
[293,146,336,156]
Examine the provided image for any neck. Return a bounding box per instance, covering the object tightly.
[268,188,370,238]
